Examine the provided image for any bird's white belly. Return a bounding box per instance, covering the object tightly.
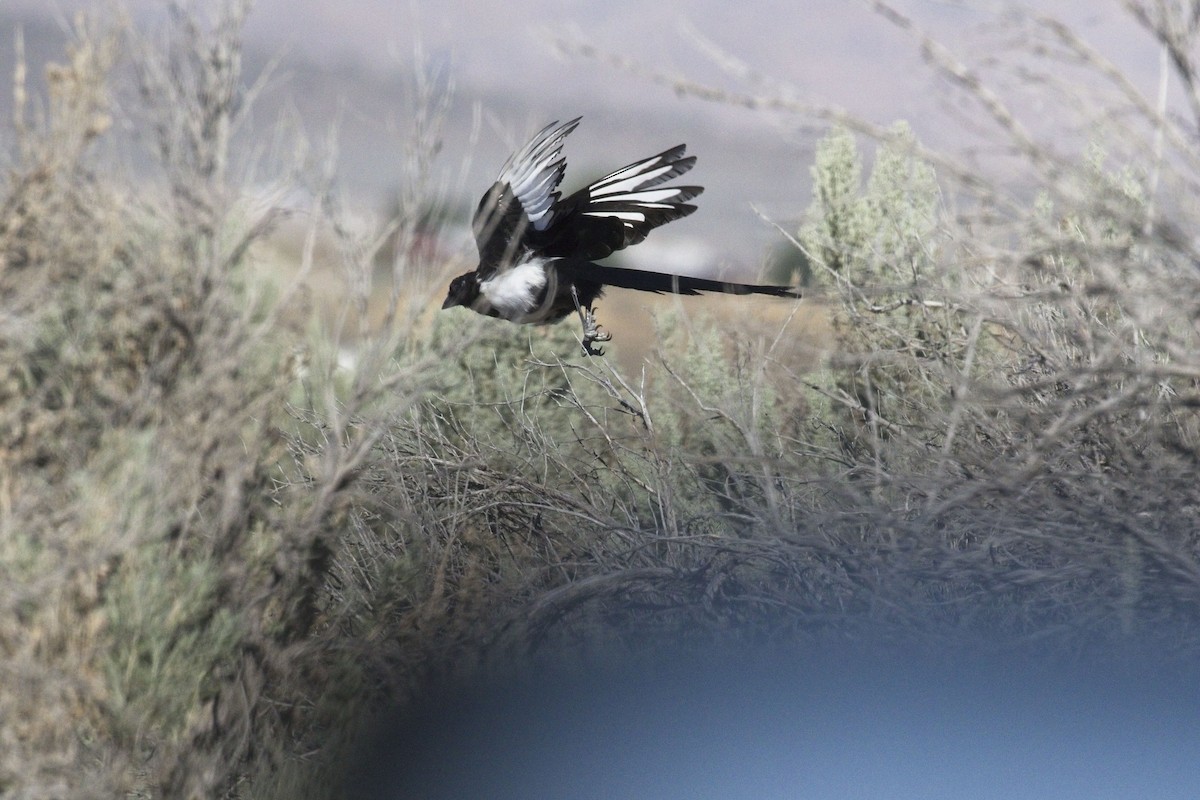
[476,257,554,321]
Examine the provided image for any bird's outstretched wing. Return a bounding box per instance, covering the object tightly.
[544,145,703,262]
[472,118,581,276]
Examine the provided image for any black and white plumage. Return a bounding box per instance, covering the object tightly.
[442,117,800,355]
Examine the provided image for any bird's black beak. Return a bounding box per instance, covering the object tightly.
[441,294,459,310]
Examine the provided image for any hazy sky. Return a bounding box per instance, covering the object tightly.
[233,1,1158,124]
[147,2,1141,146]
[3,1,1170,264]
[9,0,1161,135]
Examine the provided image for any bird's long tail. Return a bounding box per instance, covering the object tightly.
[568,261,800,298]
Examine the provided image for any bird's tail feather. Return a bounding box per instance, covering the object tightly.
[567,261,800,298]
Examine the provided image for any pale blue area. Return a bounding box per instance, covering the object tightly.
[354,648,1200,799]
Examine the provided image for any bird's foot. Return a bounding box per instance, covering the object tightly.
[580,309,612,357]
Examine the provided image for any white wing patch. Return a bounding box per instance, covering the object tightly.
[587,149,689,197]
[597,187,684,204]
[496,119,580,232]
[590,163,676,197]
[582,187,692,224]
[583,210,647,222]
[578,146,698,237]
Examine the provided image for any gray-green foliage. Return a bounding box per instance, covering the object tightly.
[864,123,940,285]
[1004,144,1197,482]
[0,10,403,798]
[801,125,870,276]
[801,122,939,281]
[800,123,962,462]
[645,310,798,524]
[413,310,628,481]
[1023,144,1152,365]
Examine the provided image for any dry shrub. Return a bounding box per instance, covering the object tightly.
[0,5,429,797]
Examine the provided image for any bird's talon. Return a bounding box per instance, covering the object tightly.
[580,336,606,357]
[582,310,611,339]
[580,327,609,357]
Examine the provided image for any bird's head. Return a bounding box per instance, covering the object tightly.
[441,272,480,310]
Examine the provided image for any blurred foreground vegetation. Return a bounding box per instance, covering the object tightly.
[2,2,1199,797]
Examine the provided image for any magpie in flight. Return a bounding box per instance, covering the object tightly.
[442,118,799,355]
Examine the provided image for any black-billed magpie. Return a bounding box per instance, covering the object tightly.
[442,118,799,355]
